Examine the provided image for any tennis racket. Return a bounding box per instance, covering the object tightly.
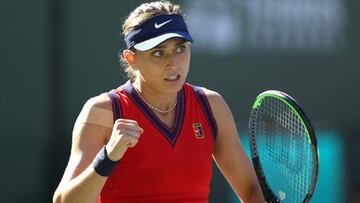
[248,90,319,203]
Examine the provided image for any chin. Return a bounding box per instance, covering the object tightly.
[166,83,183,93]
[164,76,186,92]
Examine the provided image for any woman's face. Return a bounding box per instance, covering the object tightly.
[134,37,191,95]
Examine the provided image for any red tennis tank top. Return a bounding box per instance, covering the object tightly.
[99,81,217,203]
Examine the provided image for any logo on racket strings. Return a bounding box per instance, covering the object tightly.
[279,190,286,201]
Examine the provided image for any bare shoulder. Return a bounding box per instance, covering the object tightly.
[76,93,114,128]
[83,92,113,112]
[199,87,236,137]
[199,87,229,113]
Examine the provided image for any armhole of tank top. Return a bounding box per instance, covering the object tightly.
[107,91,123,122]
[192,86,218,140]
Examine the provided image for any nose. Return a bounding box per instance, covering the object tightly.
[165,53,177,71]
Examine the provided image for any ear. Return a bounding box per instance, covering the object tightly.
[122,49,136,66]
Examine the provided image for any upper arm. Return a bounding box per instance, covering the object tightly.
[57,93,114,187]
[202,88,259,201]
[200,88,243,159]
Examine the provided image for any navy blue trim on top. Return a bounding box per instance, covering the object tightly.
[107,91,123,122]
[123,81,185,147]
[192,86,218,140]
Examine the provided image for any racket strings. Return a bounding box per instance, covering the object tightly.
[254,97,313,202]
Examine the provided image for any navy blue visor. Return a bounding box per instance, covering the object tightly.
[124,14,194,51]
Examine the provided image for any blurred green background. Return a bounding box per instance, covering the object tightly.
[0,0,359,202]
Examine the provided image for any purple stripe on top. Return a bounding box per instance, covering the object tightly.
[192,85,218,140]
[107,91,123,121]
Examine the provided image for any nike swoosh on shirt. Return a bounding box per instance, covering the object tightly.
[154,19,173,29]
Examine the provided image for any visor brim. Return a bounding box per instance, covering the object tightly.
[133,32,193,51]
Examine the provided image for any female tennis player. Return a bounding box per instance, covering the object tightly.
[52,1,264,203]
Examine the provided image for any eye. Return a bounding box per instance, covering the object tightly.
[152,50,163,57]
[176,45,186,53]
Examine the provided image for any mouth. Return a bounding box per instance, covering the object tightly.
[164,74,181,81]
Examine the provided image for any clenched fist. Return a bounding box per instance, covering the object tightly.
[105,119,143,161]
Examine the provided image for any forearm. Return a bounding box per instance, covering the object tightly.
[53,166,107,203]
[212,138,264,203]
[237,181,264,203]
[220,165,264,203]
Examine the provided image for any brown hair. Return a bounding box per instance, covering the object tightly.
[120,1,185,80]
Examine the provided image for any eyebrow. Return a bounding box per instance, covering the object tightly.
[154,39,186,49]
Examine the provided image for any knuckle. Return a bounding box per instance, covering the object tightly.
[115,118,124,123]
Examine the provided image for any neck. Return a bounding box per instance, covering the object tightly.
[132,80,178,114]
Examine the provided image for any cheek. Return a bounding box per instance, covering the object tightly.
[178,51,191,69]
